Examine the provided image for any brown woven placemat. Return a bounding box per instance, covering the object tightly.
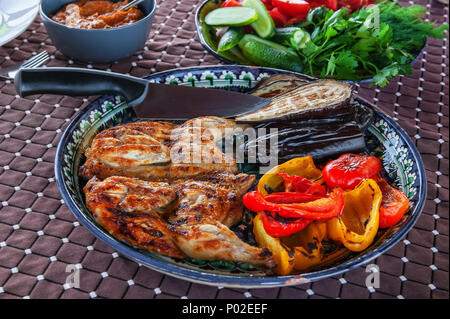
[0,0,448,299]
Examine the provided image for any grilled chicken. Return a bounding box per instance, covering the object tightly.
[84,176,184,258]
[80,117,242,182]
[84,174,275,269]
[81,117,275,269]
[167,178,274,267]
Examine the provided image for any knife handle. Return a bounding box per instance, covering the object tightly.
[15,67,149,106]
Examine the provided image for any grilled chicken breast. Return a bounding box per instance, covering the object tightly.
[80,117,241,182]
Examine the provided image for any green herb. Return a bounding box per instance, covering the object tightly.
[286,1,448,86]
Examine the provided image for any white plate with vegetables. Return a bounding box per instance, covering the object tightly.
[196,0,448,86]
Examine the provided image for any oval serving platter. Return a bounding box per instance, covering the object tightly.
[55,65,426,288]
[195,0,426,85]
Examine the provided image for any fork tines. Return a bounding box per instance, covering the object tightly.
[22,51,50,69]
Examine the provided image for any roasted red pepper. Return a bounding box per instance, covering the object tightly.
[376,177,410,228]
[278,173,327,196]
[221,0,243,7]
[322,153,382,190]
[260,211,312,237]
[243,188,345,220]
[264,192,323,204]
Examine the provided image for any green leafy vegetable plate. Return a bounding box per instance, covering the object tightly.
[196,0,447,86]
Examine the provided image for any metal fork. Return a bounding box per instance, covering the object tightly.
[0,51,50,80]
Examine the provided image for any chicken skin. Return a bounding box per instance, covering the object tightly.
[84,176,184,258]
[80,117,241,182]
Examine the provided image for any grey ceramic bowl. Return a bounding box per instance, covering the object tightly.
[39,0,156,63]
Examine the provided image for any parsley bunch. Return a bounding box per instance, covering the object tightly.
[288,0,448,86]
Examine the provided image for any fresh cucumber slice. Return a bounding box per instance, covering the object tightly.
[242,0,275,39]
[218,27,245,52]
[238,34,304,72]
[204,7,258,27]
[271,27,302,44]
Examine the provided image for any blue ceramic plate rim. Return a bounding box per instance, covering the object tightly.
[55,65,426,288]
[194,0,426,85]
[39,0,157,32]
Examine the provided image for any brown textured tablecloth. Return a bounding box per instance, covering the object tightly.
[0,0,448,299]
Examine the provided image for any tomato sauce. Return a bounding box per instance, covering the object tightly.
[51,0,144,29]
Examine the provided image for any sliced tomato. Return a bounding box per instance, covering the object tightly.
[221,0,243,7]
[261,0,275,10]
[286,13,307,24]
[272,0,310,18]
[309,0,338,11]
[337,0,373,12]
[269,7,289,27]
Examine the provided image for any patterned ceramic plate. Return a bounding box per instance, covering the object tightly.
[0,0,39,47]
[55,65,426,288]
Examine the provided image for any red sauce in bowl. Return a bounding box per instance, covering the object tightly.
[51,0,144,29]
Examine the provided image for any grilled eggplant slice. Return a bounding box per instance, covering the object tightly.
[237,80,352,123]
[249,74,310,98]
[242,120,366,164]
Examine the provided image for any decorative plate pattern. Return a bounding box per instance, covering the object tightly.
[55,65,426,288]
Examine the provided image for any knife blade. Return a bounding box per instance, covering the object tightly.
[15,67,271,120]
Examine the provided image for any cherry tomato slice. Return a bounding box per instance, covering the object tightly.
[322,153,382,190]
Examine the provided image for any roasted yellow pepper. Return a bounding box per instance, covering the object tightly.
[253,213,294,275]
[257,156,323,196]
[327,179,382,252]
[281,221,327,271]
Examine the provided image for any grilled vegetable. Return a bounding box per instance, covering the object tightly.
[322,153,382,190]
[264,192,324,204]
[281,221,327,271]
[243,120,366,163]
[235,79,352,122]
[249,74,309,98]
[253,213,295,275]
[327,179,382,252]
[243,188,344,220]
[377,177,410,228]
[260,211,313,237]
[277,173,326,196]
[257,156,323,196]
